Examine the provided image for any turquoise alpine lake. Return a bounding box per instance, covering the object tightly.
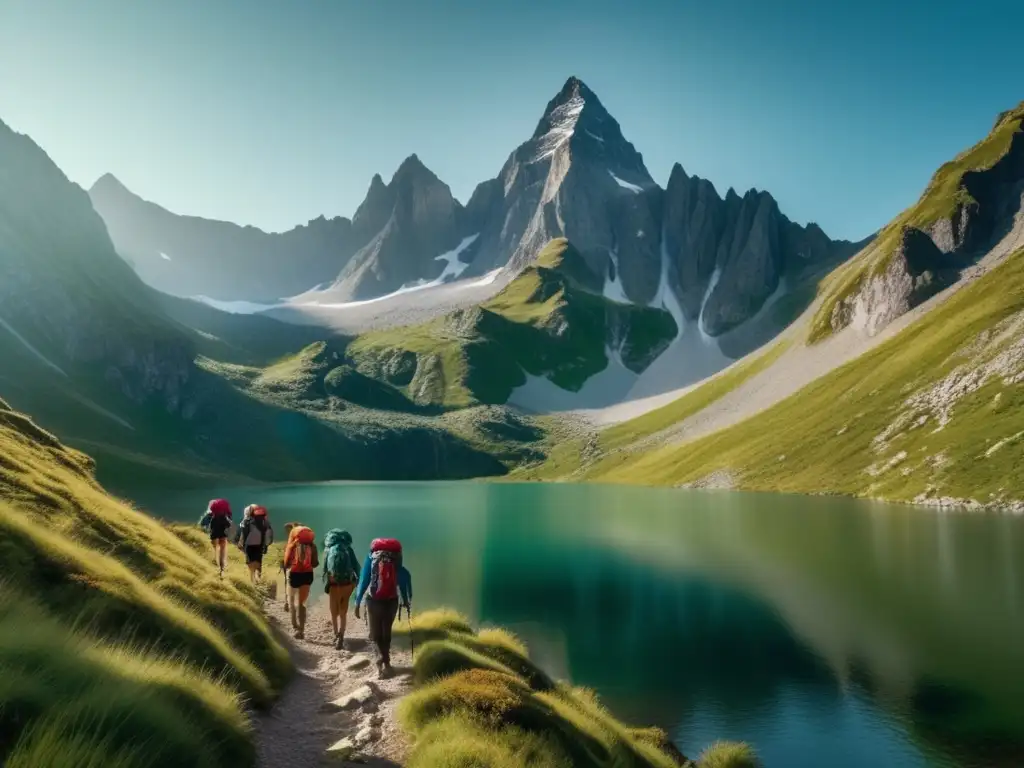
[135,482,1024,768]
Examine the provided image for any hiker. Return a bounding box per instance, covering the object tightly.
[236,505,274,584]
[280,522,301,614]
[282,525,318,639]
[354,538,412,678]
[199,499,232,577]
[323,529,360,650]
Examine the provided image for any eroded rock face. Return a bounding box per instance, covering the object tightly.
[465,76,661,302]
[662,163,859,335]
[830,113,1024,338]
[830,228,946,337]
[331,155,466,300]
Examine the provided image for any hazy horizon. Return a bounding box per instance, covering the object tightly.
[3,0,1023,241]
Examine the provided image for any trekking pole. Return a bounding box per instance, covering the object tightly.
[407,605,415,658]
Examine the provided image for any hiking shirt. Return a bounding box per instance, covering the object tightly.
[355,554,412,605]
[209,515,232,539]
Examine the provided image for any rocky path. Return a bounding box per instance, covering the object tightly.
[255,593,413,767]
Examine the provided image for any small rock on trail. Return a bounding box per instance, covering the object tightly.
[255,595,413,767]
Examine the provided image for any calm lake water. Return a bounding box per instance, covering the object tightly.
[135,482,1024,768]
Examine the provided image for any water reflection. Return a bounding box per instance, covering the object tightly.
[134,481,1024,767]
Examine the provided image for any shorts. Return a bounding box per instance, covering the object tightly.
[210,534,227,543]
[289,571,315,589]
[245,545,264,564]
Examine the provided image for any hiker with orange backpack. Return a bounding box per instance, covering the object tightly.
[235,505,274,584]
[354,538,412,678]
[198,499,233,577]
[282,525,319,639]
[280,522,301,614]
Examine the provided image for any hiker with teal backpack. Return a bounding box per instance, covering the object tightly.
[323,529,360,650]
[354,538,412,678]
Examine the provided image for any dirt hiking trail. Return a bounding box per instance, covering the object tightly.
[255,591,413,767]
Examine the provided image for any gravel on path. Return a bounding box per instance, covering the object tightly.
[255,592,413,768]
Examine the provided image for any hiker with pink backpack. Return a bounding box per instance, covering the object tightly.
[353,538,412,678]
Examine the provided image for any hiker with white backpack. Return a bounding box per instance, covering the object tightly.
[235,505,274,584]
[354,538,412,678]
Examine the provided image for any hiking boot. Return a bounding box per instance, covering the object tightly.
[335,634,345,651]
[290,606,299,631]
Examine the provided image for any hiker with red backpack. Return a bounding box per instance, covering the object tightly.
[235,504,274,584]
[354,538,412,678]
[282,525,319,639]
[198,499,233,577]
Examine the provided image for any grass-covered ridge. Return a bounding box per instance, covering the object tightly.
[396,609,758,768]
[593,247,1024,505]
[350,238,678,409]
[810,101,1024,342]
[0,396,290,767]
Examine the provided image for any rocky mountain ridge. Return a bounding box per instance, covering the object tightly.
[0,118,519,486]
[815,101,1024,341]
[91,77,864,337]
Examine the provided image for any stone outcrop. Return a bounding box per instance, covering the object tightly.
[827,106,1024,338]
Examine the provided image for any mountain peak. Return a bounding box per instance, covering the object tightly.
[533,76,606,137]
[90,172,130,196]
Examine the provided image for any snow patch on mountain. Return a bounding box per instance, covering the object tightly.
[193,296,281,315]
[585,130,605,143]
[698,267,722,341]
[508,345,638,413]
[434,233,480,282]
[603,250,629,303]
[535,93,585,161]
[608,170,643,194]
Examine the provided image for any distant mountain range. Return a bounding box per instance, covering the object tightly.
[90,77,867,337]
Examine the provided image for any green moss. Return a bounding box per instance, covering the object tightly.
[399,609,750,768]
[696,741,760,768]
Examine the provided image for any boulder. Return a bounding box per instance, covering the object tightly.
[324,683,378,712]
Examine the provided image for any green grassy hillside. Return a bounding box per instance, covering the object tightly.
[0,397,289,767]
[350,239,678,409]
[396,610,757,768]
[583,247,1024,505]
[811,102,1024,342]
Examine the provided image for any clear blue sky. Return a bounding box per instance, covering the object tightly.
[1,0,1021,241]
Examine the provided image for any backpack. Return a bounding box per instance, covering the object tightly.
[324,529,358,584]
[368,538,401,600]
[245,518,267,548]
[209,499,231,518]
[290,527,316,572]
